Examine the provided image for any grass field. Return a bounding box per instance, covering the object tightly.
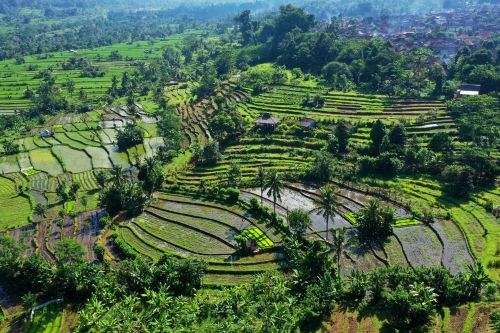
[0,176,32,231]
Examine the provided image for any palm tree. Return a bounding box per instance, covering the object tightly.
[95,170,108,188]
[110,165,125,187]
[256,166,266,204]
[314,184,339,241]
[34,203,47,221]
[264,170,285,213]
[330,227,354,277]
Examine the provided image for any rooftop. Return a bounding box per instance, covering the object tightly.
[254,114,281,125]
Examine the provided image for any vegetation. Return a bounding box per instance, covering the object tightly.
[0,1,497,331]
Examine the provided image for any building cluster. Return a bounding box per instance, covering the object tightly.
[341,6,499,64]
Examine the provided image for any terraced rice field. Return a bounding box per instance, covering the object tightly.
[393,225,443,267]
[52,145,93,173]
[0,176,32,231]
[29,149,64,176]
[175,79,455,188]
[26,302,63,333]
[116,192,282,286]
[0,32,201,114]
[388,177,500,281]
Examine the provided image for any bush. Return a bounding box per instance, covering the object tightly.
[225,188,240,203]
[94,244,105,261]
[113,236,137,260]
[98,214,112,228]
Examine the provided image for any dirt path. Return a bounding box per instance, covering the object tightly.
[74,210,105,263]
[36,221,56,262]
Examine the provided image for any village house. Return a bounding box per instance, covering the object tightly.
[330,122,358,134]
[456,84,481,98]
[39,129,53,138]
[254,113,281,130]
[298,118,317,130]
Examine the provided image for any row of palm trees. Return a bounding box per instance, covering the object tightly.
[256,166,340,241]
[256,166,354,275]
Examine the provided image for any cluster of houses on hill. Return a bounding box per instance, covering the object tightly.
[334,6,499,64]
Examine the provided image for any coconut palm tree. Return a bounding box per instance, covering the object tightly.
[330,227,354,277]
[110,165,126,187]
[314,184,339,241]
[95,170,108,188]
[264,170,285,213]
[256,166,266,204]
[34,203,47,221]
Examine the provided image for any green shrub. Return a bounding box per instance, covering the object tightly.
[94,244,105,261]
[225,187,240,203]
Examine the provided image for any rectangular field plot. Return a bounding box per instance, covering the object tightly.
[85,147,113,169]
[29,149,63,176]
[53,132,88,150]
[72,171,99,191]
[0,154,20,173]
[53,145,92,173]
[0,177,32,231]
[133,214,235,255]
[241,227,274,249]
[28,173,50,192]
[101,129,118,144]
[118,226,164,261]
[17,152,32,171]
[203,273,256,286]
[393,225,442,267]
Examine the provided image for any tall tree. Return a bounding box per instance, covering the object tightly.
[288,208,312,236]
[370,120,387,148]
[330,227,353,277]
[111,165,126,188]
[334,121,350,153]
[355,199,394,240]
[314,185,339,241]
[265,170,285,213]
[256,166,266,204]
[234,10,253,45]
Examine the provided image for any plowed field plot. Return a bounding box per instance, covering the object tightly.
[74,210,105,262]
[432,220,474,274]
[146,206,238,244]
[153,197,251,230]
[393,225,442,267]
[132,213,235,255]
[3,224,36,255]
